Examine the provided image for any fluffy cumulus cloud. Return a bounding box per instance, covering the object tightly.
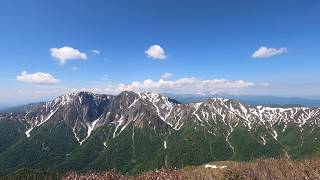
[16,71,60,85]
[145,45,167,59]
[161,72,173,79]
[115,77,254,94]
[252,46,287,58]
[50,46,87,65]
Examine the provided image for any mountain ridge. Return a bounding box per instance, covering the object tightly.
[18,91,320,145]
[0,91,320,175]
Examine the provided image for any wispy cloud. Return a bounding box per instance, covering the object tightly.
[145,45,167,60]
[50,46,87,65]
[91,49,101,55]
[101,74,109,81]
[16,71,60,85]
[252,46,287,58]
[161,72,173,79]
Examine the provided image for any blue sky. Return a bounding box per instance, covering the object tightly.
[0,0,320,105]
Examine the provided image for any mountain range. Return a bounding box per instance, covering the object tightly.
[0,91,320,176]
[166,93,320,107]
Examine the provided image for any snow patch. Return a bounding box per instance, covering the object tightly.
[25,108,58,138]
[193,103,203,122]
[205,164,228,169]
[205,164,217,169]
[103,142,108,148]
[164,140,167,149]
[260,136,267,145]
[79,118,100,145]
[113,118,124,138]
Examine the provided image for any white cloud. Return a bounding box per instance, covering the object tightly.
[161,72,173,79]
[115,77,254,94]
[40,77,254,95]
[16,71,60,85]
[91,49,101,55]
[145,45,167,59]
[50,46,87,65]
[4,76,261,104]
[252,46,287,58]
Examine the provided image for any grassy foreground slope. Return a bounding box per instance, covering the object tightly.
[3,158,316,180]
[61,158,320,180]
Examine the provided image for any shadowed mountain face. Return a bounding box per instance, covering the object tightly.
[0,91,320,175]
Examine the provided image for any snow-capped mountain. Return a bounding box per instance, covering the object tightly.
[20,92,112,141]
[15,91,320,145]
[1,91,320,175]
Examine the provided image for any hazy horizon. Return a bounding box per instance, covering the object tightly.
[2,91,320,108]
